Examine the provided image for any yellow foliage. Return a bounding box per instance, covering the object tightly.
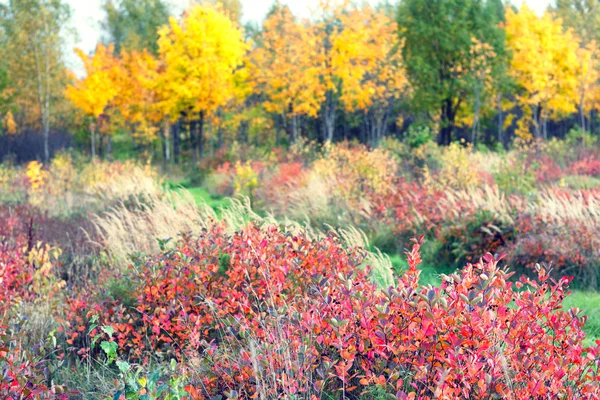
[423,142,482,190]
[3,111,17,135]
[312,144,396,196]
[157,4,247,118]
[505,5,578,138]
[114,49,163,136]
[25,161,47,191]
[65,44,120,118]
[233,161,259,194]
[333,5,408,114]
[250,5,324,119]
[27,243,65,297]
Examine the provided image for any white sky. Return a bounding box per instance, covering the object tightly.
[65,0,553,72]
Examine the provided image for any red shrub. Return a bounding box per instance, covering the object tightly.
[65,225,600,399]
[508,215,600,286]
[0,243,35,320]
[0,328,72,400]
[257,162,305,208]
[535,156,563,183]
[0,235,74,399]
[569,157,600,177]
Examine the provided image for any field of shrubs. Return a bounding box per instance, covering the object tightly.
[1,134,600,399]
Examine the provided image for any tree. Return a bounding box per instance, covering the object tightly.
[157,3,247,161]
[250,4,323,143]
[397,0,505,145]
[573,40,599,133]
[65,44,120,158]
[1,0,71,161]
[554,0,600,45]
[114,49,162,145]
[554,0,600,133]
[333,5,409,143]
[313,0,343,143]
[101,0,170,55]
[197,0,242,24]
[0,54,16,136]
[505,5,578,139]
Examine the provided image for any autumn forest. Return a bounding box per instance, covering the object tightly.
[0,0,598,160]
[0,0,600,399]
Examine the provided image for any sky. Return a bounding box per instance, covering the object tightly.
[65,0,553,73]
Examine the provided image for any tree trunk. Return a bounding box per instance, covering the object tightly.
[275,114,281,146]
[438,99,456,145]
[106,135,112,159]
[189,116,198,164]
[98,135,104,159]
[291,115,298,143]
[580,97,586,133]
[33,24,51,163]
[90,121,96,159]
[472,80,482,145]
[172,118,180,164]
[162,117,170,164]
[324,90,336,142]
[198,111,205,160]
[497,96,504,148]
[218,126,223,149]
[209,118,214,157]
[532,104,543,139]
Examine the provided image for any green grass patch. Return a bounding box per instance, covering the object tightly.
[563,290,600,346]
[166,179,229,212]
[387,253,455,287]
[182,186,229,210]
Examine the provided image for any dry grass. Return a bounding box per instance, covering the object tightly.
[0,158,163,216]
[92,190,217,266]
[93,189,396,287]
[532,187,600,230]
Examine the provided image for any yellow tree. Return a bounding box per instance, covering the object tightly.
[505,5,578,139]
[313,0,344,143]
[250,4,323,143]
[333,5,409,143]
[114,50,163,146]
[158,3,247,161]
[65,44,120,158]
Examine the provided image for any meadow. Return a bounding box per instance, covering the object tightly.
[3,0,600,397]
[0,134,599,399]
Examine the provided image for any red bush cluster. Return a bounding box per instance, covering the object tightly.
[65,224,600,398]
[0,240,73,399]
[0,328,71,400]
[535,155,563,183]
[0,242,35,320]
[569,156,600,177]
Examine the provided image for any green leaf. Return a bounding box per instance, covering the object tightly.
[102,325,115,337]
[100,340,118,364]
[116,360,131,373]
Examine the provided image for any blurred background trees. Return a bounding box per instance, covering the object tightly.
[0,0,599,163]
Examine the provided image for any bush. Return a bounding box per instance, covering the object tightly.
[437,209,515,268]
[0,328,73,399]
[64,226,600,399]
